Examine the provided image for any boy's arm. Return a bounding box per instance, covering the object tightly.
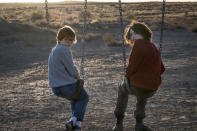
[60,48,80,80]
[160,60,165,75]
[126,43,144,77]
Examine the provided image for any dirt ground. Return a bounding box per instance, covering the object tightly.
[0,26,197,131]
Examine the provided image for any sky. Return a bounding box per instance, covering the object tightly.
[0,0,197,3]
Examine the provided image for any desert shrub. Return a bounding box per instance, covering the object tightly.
[103,33,113,42]
[124,12,136,21]
[75,7,81,12]
[31,10,44,22]
[0,14,7,20]
[79,10,92,19]
[175,24,185,29]
[67,15,76,21]
[190,24,197,33]
[184,12,189,16]
[164,18,186,30]
[107,40,122,47]
[0,13,15,20]
[35,20,48,27]
[90,19,99,24]
[85,33,100,41]
[102,33,122,46]
[149,21,160,30]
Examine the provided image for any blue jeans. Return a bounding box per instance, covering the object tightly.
[52,82,89,121]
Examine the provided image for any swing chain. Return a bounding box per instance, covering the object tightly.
[159,0,166,53]
[45,0,49,26]
[80,0,88,78]
[118,0,127,74]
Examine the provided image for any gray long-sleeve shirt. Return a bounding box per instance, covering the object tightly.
[48,44,79,88]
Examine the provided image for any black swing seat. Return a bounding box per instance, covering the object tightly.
[67,79,84,101]
[121,77,155,99]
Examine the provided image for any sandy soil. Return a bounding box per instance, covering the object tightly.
[0,28,197,131]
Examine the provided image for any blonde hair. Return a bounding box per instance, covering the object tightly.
[56,25,77,44]
[124,21,152,46]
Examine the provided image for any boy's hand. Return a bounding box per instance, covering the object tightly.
[77,79,84,87]
[75,76,80,80]
[78,78,84,83]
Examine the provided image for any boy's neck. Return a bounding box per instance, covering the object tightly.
[133,34,144,42]
[134,34,143,40]
[59,40,72,48]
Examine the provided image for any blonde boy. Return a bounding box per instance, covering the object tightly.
[48,25,89,131]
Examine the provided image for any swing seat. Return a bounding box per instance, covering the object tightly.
[120,77,155,99]
[119,76,131,94]
[67,79,84,101]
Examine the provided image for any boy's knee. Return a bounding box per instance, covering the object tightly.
[85,93,89,102]
[119,84,128,95]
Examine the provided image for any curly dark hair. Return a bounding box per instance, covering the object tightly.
[124,21,152,45]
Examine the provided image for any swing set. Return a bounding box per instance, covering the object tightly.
[44,0,166,80]
[44,0,166,129]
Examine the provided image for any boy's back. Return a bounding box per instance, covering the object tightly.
[126,39,165,91]
[48,44,78,88]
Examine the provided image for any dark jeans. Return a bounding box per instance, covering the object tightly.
[52,82,89,121]
[114,79,155,122]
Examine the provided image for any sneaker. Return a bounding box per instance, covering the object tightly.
[65,121,74,131]
[73,125,81,131]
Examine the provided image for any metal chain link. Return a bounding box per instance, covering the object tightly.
[150,0,166,123]
[80,0,88,78]
[45,0,49,26]
[159,0,166,53]
[118,0,127,75]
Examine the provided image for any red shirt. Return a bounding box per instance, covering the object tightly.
[126,39,165,91]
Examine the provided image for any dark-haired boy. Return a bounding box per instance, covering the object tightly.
[113,22,165,131]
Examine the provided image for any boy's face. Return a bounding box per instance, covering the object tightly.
[130,29,135,42]
[128,28,134,46]
[63,37,74,47]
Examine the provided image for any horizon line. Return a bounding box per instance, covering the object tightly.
[1,1,197,3]
[1,0,197,3]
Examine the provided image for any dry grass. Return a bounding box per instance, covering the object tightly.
[0,2,196,30]
[85,32,100,42]
[191,24,197,32]
[0,2,197,40]
[79,10,92,19]
[31,10,44,22]
[102,33,122,46]
[0,2,197,130]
